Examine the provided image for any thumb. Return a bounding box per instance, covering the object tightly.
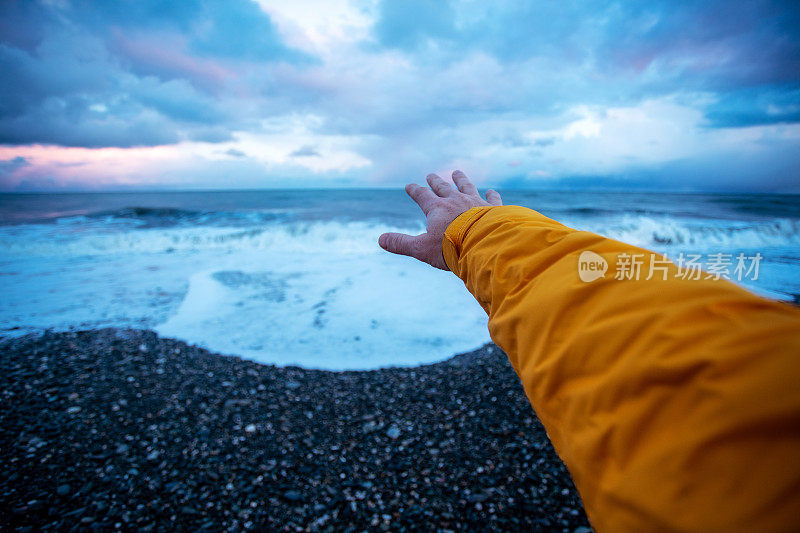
[379,232,418,257]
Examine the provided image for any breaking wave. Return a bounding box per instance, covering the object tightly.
[2,213,797,260]
[0,219,422,258]
[588,216,800,249]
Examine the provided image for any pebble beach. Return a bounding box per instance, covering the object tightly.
[0,328,590,531]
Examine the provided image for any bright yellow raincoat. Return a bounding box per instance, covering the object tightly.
[443,205,800,532]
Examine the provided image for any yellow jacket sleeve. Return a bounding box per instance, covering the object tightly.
[442,205,800,532]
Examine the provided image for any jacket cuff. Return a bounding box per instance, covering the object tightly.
[442,206,494,273]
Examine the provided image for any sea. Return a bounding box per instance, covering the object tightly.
[1,190,798,369]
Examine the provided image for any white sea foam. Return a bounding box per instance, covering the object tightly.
[638,218,795,248]
[1,211,797,368]
[0,220,418,257]
[0,219,490,369]
[569,216,800,250]
[2,215,797,260]
[156,256,489,369]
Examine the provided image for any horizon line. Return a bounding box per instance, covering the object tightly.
[2,186,799,195]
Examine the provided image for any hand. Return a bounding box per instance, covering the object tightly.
[379,170,502,270]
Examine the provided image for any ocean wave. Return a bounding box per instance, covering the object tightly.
[0,220,423,257]
[1,214,797,260]
[54,206,292,228]
[586,216,800,249]
[559,207,657,217]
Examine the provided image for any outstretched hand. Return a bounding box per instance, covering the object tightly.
[379,170,502,270]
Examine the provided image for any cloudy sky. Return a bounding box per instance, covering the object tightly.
[1,0,798,192]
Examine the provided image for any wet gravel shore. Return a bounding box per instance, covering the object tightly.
[0,328,590,532]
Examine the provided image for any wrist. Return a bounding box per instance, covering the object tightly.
[442,206,495,273]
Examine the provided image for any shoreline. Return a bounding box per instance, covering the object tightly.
[0,328,589,531]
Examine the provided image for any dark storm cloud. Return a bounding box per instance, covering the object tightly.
[290,145,320,157]
[705,87,800,128]
[0,0,798,191]
[0,0,309,148]
[225,148,247,158]
[0,156,29,174]
[373,0,800,127]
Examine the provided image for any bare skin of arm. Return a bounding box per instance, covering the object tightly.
[378,170,502,269]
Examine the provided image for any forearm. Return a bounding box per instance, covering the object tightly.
[443,205,800,532]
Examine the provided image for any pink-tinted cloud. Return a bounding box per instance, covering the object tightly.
[109,29,235,93]
[0,144,181,190]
